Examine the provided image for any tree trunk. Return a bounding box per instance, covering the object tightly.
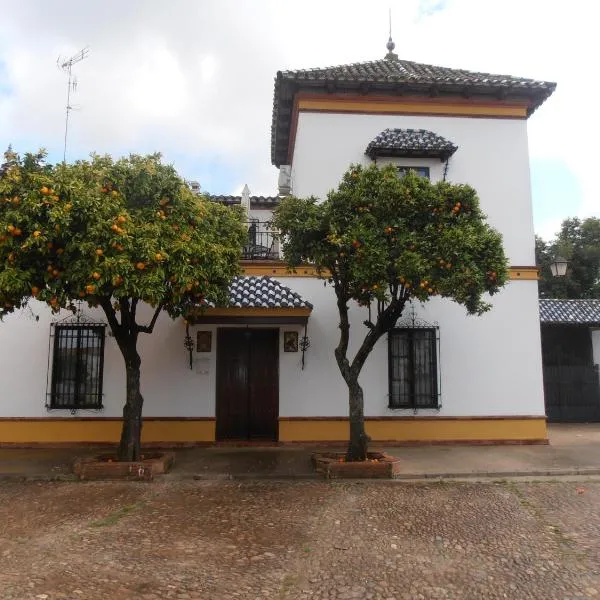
[117,354,144,461]
[346,378,369,462]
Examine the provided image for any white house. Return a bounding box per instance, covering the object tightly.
[0,40,556,446]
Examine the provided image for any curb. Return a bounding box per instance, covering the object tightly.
[3,467,600,483]
[392,467,600,480]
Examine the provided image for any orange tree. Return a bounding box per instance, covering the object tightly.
[273,164,508,461]
[0,150,245,460]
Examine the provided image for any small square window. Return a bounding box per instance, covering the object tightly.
[397,166,430,180]
[49,324,105,410]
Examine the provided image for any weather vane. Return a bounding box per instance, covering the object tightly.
[57,47,89,162]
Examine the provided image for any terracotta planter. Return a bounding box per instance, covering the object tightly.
[73,452,175,481]
[312,451,400,479]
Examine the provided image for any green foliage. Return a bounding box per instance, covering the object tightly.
[536,218,600,299]
[273,164,508,316]
[0,151,245,319]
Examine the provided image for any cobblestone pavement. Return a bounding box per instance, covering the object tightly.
[1,480,599,599]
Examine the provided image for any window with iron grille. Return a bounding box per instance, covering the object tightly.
[49,324,106,410]
[397,166,430,180]
[388,327,439,409]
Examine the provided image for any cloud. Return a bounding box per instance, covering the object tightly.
[0,0,596,230]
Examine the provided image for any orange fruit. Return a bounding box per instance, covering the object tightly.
[56,248,64,255]
[7,225,15,232]
[155,253,162,261]
[136,262,146,270]
[65,203,72,210]
[117,215,127,224]
[33,230,41,238]
[95,248,104,256]
[111,224,119,232]
[31,286,39,296]
[92,272,101,280]
[52,269,59,277]
[111,190,118,198]
[40,186,49,195]
[13,228,22,237]
[86,284,96,294]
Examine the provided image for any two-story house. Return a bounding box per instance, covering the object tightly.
[0,40,556,446]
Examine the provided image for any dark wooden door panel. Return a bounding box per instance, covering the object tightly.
[249,329,279,440]
[216,328,279,441]
[216,329,249,440]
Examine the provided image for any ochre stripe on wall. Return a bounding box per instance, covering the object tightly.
[278,417,547,444]
[241,263,538,281]
[0,416,546,445]
[0,418,215,444]
[297,98,529,119]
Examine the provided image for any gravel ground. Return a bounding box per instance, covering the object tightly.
[0,479,599,599]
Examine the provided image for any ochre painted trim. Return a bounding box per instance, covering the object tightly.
[0,416,546,445]
[240,262,321,277]
[296,95,529,118]
[0,418,215,444]
[278,417,547,443]
[278,415,545,421]
[192,307,312,317]
[242,262,538,281]
[509,266,539,280]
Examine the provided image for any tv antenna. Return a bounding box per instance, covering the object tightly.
[57,47,89,162]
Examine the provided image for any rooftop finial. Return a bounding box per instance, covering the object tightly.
[385,8,398,61]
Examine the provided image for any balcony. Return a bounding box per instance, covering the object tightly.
[242,220,280,261]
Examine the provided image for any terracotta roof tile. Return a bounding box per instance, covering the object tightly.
[271,57,556,166]
[539,299,600,325]
[227,276,312,309]
[365,128,458,160]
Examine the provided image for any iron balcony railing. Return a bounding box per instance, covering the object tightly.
[242,221,280,260]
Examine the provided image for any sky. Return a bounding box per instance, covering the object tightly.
[0,0,598,241]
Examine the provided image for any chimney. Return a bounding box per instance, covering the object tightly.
[278,165,291,196]
[241,184,250,222]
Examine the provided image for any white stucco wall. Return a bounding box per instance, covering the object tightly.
[277,278,545,418]
[290,112,535,266]
[0,279,544,420]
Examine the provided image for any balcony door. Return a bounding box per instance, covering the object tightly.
[216,328,279,441]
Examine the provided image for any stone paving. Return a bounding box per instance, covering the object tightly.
[0,479,600,599]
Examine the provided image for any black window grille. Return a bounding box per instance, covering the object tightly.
[389,327,439,409]
[397,166,430,180]
[49,324,106,410]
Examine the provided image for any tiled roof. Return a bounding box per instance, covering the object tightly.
[271,56,556,166]
[227,276,312,309]
[539,299,600,325]
[208,195,280,208]
[365,128,458,160]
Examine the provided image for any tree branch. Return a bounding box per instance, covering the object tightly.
[99,297,121,336]
[350,293,409,377]
[137,303,164,334]
[333,283,352,381]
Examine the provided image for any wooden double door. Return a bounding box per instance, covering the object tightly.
[216,329,279,441]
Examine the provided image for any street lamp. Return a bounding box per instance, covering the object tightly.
[549,255,568,277]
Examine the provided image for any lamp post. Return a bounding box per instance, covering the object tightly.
[549,255,568,277]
